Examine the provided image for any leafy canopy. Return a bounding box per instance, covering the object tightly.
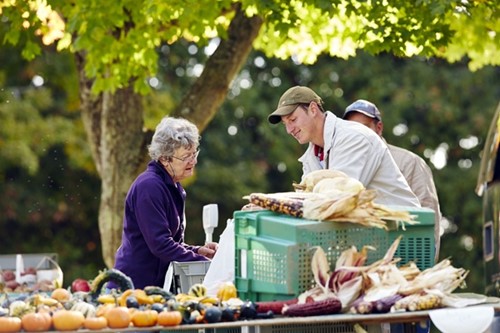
[1,0,498,93]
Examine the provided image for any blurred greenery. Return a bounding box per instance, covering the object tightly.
[0,38,499,297]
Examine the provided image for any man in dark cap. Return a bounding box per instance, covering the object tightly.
[344,99,442,259]
[268,86,420,207]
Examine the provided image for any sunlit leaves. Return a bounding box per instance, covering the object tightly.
[2,0,498,95]
[438,5,500,70]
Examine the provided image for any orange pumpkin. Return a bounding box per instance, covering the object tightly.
[0,317,22,333]
[95,303,114,317]
[157,310,183,327]
[131,309,158,327]
[50,288,71,303]
[52,310,85,331]
[83,316,108,330]
[105,306,131,328]
[21,312,52,332]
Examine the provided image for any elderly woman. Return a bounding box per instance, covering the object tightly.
[114,117,217,289]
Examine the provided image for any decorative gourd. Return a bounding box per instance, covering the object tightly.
[143,286,174,300]
[216,282,237,301]
[89,269,134,301]
[188,283,207,297]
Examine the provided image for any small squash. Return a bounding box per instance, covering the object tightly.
[131,309,158,327]
[50,288,71,303]
[157,310,183,327]
[52,310,85,331]
[188,283,207,297]
[216,282,238,301]
[105,306,131,329]
[89,269,134,300]
[0,317,22,333]
[21,312,52,332]
[83,316,108,330]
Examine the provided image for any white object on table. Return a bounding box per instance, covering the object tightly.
[15,254,24,283]
[203,204,218,244]
[203,219,235,296]
[429,305,494,333]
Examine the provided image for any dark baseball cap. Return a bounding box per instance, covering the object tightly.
[343,99,382,121]
[268,86,323,124]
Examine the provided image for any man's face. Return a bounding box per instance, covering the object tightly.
[345,112,382,135]
[281,104,314,144]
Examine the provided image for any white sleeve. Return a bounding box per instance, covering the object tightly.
[326,134,382,186]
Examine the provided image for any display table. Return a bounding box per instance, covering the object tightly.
[48,302,499,333]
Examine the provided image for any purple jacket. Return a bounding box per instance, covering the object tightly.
[114,160,207,289]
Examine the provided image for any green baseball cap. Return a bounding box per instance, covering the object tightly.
[268,86,323,124]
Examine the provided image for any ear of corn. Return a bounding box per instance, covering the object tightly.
[282,297,342,316]
[393,293,442,311]
[349,296,373,314]
[350,294,403,314]
[312,177,364,195]
[303,193,359,220]
[372,294,404,313]
[295,169,349,192]
[248,193,304,217]
[255,298,299,314]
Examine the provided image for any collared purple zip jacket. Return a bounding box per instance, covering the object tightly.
[114,160,207,289]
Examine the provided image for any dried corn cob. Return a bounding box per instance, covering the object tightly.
[282,297,342,317]
[293,169,349,192]
[303,192,359,220]
[372,294,404,313]
[349,296,373,314]
[349,294,403,314]
[393,293,442,311]
[255,298,299,314]
[247,193,304,217]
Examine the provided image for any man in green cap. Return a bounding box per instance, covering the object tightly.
[268,86,420,207]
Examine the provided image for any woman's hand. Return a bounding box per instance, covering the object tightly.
[198,242,218,259]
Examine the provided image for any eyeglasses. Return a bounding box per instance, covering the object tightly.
[171,148,200,163]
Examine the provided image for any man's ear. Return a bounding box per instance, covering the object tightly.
[376,121,384,136]
[310,101,321,116]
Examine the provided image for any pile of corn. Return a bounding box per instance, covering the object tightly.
[296,236,471,314]
[245,170,416,229]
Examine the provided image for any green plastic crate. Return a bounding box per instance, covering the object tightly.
[234,207,434,302]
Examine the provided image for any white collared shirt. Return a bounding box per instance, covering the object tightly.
[299,111,420,207]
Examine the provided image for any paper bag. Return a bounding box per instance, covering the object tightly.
[203,219,234,296]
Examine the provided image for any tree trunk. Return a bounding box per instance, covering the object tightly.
[174,5,263,130]
[75,53,147,267]
[74,4,263,268]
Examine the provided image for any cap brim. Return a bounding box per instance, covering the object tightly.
[343,109,379,120]
[268,104,299,124]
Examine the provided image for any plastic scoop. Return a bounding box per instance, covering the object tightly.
[203,204,218,244]
[429,306,494,333]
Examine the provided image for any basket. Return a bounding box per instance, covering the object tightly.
[172,261,211,294]
[234,207,435,302]
[36,256,63,288]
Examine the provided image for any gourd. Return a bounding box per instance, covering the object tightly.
[144,286,174,300]
[188,283,207,298]
[52,309,85,331]
[0,316,22,333]
[89,269,134,301]
[21,312,52,332]
[216,282,238,301]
